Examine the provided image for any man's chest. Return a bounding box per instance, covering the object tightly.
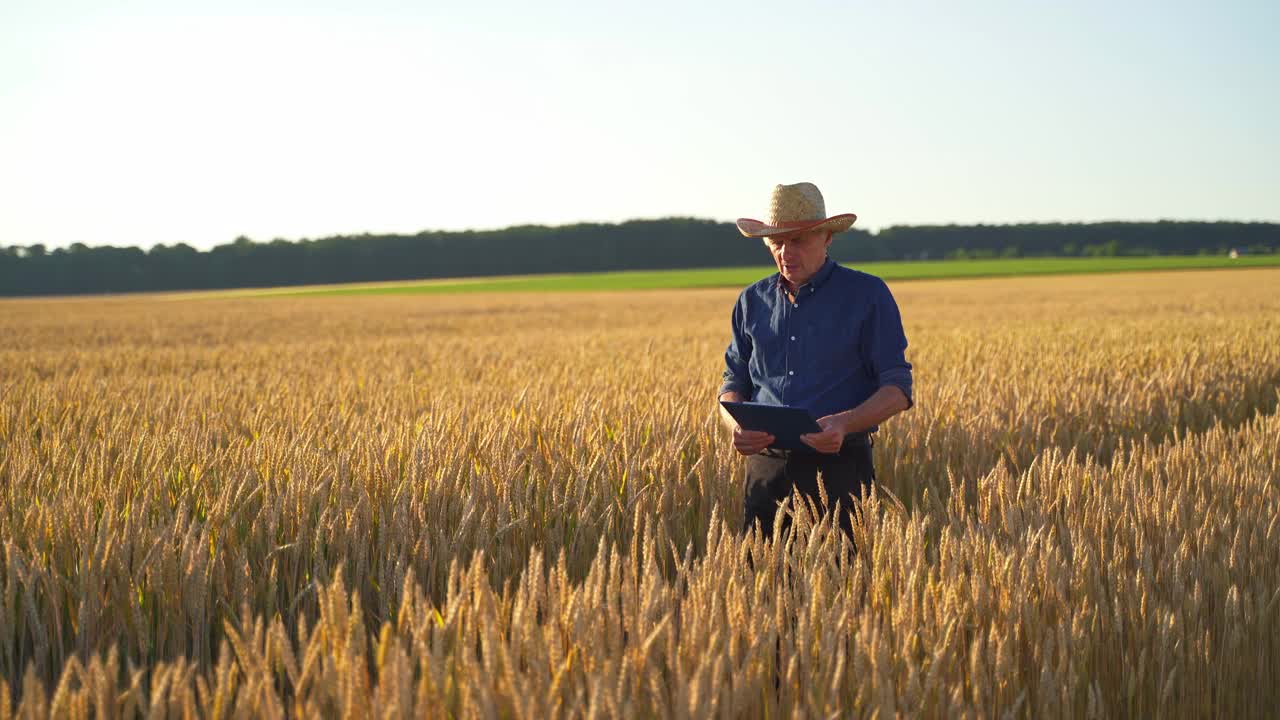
[743,295,866,375]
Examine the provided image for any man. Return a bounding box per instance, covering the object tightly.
[718,182,913,543]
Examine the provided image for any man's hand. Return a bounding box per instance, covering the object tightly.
[721,391,773,455]
[732,426,775,456]
[800,415,846,454]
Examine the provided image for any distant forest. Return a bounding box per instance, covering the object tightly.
[2,219,1277,296]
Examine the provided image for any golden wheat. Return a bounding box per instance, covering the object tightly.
[0,268,1277,717]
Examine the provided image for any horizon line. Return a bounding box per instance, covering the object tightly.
[7,215,1280,252]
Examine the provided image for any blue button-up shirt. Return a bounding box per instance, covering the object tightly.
[719,258,913,428]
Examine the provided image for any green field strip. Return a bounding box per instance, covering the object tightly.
[257,254,1280,298]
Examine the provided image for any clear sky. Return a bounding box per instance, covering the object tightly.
[2,0,1277,250]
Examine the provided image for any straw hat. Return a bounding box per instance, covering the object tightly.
[736,182,857,238]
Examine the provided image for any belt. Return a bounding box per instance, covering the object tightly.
[761,431,872,459]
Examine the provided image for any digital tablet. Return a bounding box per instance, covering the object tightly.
[720,401,822,451]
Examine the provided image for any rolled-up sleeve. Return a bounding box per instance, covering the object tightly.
[860,279,914,407]
[719,293,754,399]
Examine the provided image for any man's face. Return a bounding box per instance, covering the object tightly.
[765,229,833,288]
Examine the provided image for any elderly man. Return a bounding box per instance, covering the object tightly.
[718,182,913,542]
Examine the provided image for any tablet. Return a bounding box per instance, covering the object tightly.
[720,401,822,451]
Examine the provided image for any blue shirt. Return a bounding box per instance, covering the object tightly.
[719,258,913,427]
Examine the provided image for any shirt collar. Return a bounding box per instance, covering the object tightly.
[774,256,837,295]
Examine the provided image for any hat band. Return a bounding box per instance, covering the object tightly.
[769,218,825,229]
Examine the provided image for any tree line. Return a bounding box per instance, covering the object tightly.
[2,219,1276,296]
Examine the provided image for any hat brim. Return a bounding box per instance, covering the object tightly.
[736,213,857,238]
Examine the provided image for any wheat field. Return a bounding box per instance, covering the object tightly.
[1,268,1278,718]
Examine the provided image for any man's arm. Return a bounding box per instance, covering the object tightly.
[718,295,774,456]
[800,386,910,454]
[718,390,744,433]
[719,295,754,401]
[827,385,911,434]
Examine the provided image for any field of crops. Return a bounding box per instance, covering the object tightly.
[2,267,1278,717]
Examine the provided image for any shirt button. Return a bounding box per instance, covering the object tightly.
[790,336,796,341]
[792,303,797,308]
[788,370,794,376]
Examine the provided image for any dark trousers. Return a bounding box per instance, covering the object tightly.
[744,437,875,692]
[742,434,875,545]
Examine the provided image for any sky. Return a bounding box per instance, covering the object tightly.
[1,0,1277,251]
